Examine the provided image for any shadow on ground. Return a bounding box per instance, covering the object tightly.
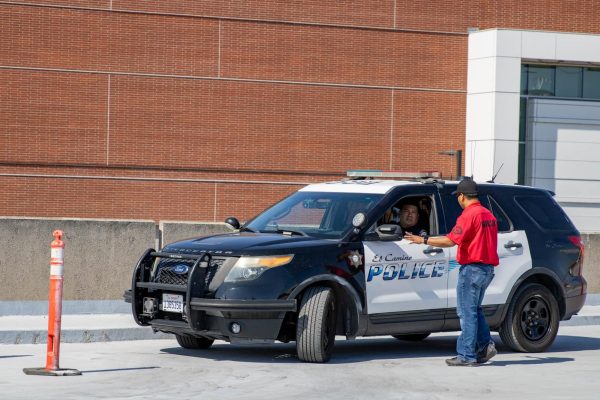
[160,333,600,365]
[0,355,33,360]
[81,366,160,374]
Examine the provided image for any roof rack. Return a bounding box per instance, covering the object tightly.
[346,170,441,180]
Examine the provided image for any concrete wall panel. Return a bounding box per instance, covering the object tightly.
[0,218,155,301]
[160,221,229,248]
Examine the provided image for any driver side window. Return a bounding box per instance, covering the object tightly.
[365,195,437,241]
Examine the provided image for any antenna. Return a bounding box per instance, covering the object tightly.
[488,163,504,183]
[470,141,476,180]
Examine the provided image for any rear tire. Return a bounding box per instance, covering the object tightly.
[392,333,431,342]
[296,286,336,363]
[175,334,214,349]
[499,283,559,352]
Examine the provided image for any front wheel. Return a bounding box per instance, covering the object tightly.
[175,334,214,349]
[296,286,336,363]
[499,283,559,352]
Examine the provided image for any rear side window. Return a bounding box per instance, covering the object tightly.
[439,193,462,234]
[515,195,573,231]
[487,196,512,232]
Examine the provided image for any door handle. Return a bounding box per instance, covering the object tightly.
[504,242,523,249]
[423,247,443,255]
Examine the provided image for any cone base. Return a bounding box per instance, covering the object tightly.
[23,367,81,376]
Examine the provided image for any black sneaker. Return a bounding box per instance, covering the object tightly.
[445,357,479,367]
[477,342,497,364]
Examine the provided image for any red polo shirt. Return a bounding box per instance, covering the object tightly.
[446,201,499,266]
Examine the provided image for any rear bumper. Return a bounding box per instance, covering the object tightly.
[563,293,587,320]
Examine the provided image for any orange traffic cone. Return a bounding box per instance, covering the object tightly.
[24,230,81,376]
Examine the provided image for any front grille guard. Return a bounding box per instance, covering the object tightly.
[130,248,211,329]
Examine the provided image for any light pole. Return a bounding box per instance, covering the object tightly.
[438,150,462,180]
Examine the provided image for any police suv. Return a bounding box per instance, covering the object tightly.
[125,171,587,362]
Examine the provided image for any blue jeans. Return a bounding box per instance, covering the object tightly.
[456,263,495,362]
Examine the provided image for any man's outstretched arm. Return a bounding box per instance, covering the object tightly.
[403,232,456,247]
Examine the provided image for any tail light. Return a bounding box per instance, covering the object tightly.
[568,235,585,294]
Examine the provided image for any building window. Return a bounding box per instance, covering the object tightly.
[525,65,555,96]
[521,64,600,100]
[556,67,582,97]
[583,68,600,99]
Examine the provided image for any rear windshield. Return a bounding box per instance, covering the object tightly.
[514,195,573,231]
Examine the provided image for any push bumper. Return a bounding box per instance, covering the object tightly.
[126,249,296,342]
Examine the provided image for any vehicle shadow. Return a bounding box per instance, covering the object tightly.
[81,366,160,374]
[542,334,600,353]
[0,355,33,359]
[160,333,600,364]
[160,335,463,364]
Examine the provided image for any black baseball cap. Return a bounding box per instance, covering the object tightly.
[451,178,478,196]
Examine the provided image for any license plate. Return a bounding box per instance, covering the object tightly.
[162,293,183,313]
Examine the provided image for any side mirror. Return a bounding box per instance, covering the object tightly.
[224,217,240,230]
[376,224,402,241]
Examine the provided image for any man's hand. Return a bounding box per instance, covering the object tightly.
[404,233,456,248]
[404,232,424,244]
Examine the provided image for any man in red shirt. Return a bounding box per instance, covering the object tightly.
[404,179,499,366]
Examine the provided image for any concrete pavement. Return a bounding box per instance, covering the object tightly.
[2,326,600,400]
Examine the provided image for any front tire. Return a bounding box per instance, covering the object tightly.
[499,283,559,352]
[175,334,214,349]
[296,286,336,363]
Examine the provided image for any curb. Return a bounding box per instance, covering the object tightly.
[1,313,598,345]
[0,327,172,345]
[562,315,600,327]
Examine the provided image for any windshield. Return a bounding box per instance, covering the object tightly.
[245,191,382,239]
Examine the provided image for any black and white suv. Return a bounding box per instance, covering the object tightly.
[125,171,586,362]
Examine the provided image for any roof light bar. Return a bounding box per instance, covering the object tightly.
[347,170,441,179]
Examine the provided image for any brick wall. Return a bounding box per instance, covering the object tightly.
[1,1,598,221]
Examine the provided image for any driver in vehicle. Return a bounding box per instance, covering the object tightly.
[398,201,428,237]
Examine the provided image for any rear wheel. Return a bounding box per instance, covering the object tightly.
[175,334,214,349]
[392,333,431,342]
[296,286,336,363]
[499,283,559,352]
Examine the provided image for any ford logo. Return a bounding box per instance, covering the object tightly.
[172,264,189,275]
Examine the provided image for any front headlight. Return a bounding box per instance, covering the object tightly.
[224,255,294,282]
